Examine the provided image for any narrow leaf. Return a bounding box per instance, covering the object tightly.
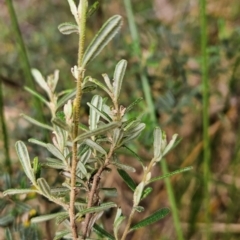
[113,161,136,173]
[24,86,48,105]
[57,89,76,110]
[42,158,67,170]
[46,143,66,162]
[21,114,53,131]
[52,118,69,131]
[133,182,144,206]
[82,15,123,66]
[113,59,127,99]
[113,215,126,238]
[125,97,143,113]
[117,169,136,191]
[74,122,120,142]
[28,138,47,148]
[141,187,153,200]
[31,69,50,96]
[89,95,103,131]
[93,223,115,240]
[15,141,35,183]
[85,139,106,155]
[87,102,111,123]
[130,208,170,231]
[3,188,38,196]
[77,160,88,176]
[88,77,112,96]
[37,178,51,196]
[58,22,79,35]
[149,166,193,183]
[31,212,64,223]
[162,134,178,157]
[67,0,78,16]
[153,127,162,159]
[77,202,117,217]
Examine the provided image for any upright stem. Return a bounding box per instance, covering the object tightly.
[200,0,210,238]
[0,82,12,173]
[69,1,88,239]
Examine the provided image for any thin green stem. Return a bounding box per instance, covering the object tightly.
[0,82,12,173]
[69,1,88,239]
[123,1,184,239]
[5,0,45,125]
[200,0,210,238]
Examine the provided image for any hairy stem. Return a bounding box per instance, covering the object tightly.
[69,1,88,239]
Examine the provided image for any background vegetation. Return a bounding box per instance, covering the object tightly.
[1,0,240,239]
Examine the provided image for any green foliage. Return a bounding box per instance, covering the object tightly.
[3,1,192,239]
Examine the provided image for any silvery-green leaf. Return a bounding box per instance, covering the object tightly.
[88,77,111,96]
[15,141,35,184]
[28,138,47,148]
[43,158,67,170]
[117,169,136,191]
[21,114,53,131]
[54,126,68,151]
[93,224,115,240]
[149,166,193,183]
[77,161,87,176]
[113,161,136,173]
[125,97,143,113]
[123,119,140,131]
[121,123,146,144]
[85,139,106,155]
[87,102,111,123]
[3,188,38,196]
[130,208,170,231]
[51,187,70,196]
[113,128,123,146]
[24,86,48,105]
[113,59,127,100]
[52,118,69,131]
[37,178,51,197]
[133,182,144,207]
[82,15,123,67]
[141,187,153,200]
[114,207,122,224]
[77,202,117,217]
[153,127,162,159]
[47,69,59,92]
[46,143,66,162]
[80,149,92,164]
[102,73,113,91]
[57,89,76,110]
[127,122,146,135]
[58,22,79,35]
[74,122,120,142]
[113,215,126,238]
[89,95,103,130]
[31,69,51,97]
[162,134,178,157]
[67,0,78,19]
[31,212,65,223]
